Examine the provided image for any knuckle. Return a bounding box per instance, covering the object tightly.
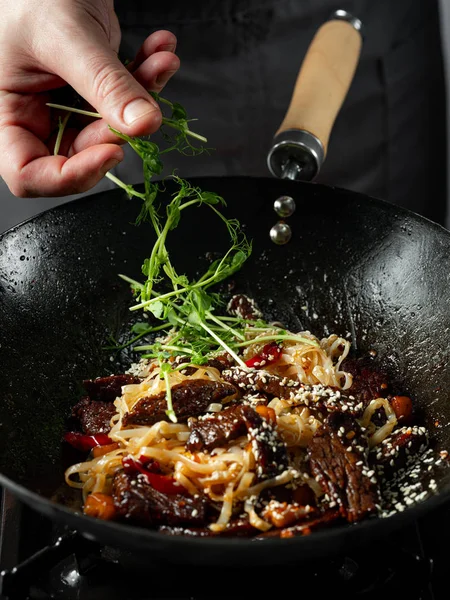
[88,57,131,104]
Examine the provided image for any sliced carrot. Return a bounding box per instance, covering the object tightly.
[255,405,277,426]
[84,493,116,520]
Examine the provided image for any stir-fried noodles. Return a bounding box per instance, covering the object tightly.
[64,310,436,537]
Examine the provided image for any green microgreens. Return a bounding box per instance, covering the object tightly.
[53,112,71,156]
[159,360,177,423]
[47,93,319,422]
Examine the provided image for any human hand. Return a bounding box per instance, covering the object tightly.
[0,0,180,197]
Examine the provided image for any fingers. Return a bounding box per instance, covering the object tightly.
[0,91,124,197]
[129,30,177,71]
[0,123,123,197]
[0,23,180,196]
[132,50,180,93]
[67,119,119,157]
[68,42,179,155]
[49,34,163,138]
[23,144,124,197]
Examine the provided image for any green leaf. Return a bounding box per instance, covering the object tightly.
[159,361,173,375]
[167,309,180,327]
[166,198,181,230]
[147,300,164,319]
[171,101,187,121]
[141,258,151,277]
[131,322,152,334]
[200,191,225,206]
[188,310,201,326]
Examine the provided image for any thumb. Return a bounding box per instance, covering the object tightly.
[54,40,162,137]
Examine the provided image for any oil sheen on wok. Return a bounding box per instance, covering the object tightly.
[63,294,442,538]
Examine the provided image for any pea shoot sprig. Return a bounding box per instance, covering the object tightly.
[48,94,317,422]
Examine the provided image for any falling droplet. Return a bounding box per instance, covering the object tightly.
[274,195,296,218]
[270,222,292,245]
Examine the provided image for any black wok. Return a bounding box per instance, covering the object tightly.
[1,175,450,566]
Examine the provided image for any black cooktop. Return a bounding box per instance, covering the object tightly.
[1,488,449,600]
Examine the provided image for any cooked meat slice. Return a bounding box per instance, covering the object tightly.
[371,425,428,477]
[206,356,234,373]
[308,412,380,523]
[187,403,288,480]
[112,471,209,527]
[186,404,249,452]
[244,406,288,480]
[123,379,237,427]
[222,367,303,398]
[159,517,257,538]
[343,357,389,408]
[227,294,262,320]
[71,397,117,435]
[83,374,141,403]
[222,367,360,415]
[256,509,341,538]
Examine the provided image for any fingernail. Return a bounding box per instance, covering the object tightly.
[101,158,120,176]
[159,44,176,53]
[155,69,177,87]
[123,98,158,125]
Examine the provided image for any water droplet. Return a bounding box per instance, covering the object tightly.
[19,255,25,261]
[274,195,296,218]
[270,222,292,245]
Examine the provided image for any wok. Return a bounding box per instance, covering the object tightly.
[1,10,450,567]
[1,175,450,565]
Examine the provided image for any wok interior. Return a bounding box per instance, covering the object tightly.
[1,176,450,503]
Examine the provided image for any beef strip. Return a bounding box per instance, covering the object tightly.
[187,403,288,481]
[123,379,237,427]
[308,412,380,523]
[371,425,428,478]
[71,397,117,435]
[159,517,257,538]
[112,471,209,528]
[261,482,317,508]
[186,404,248,452]
[226,294,262,320]
[244,406,288,480]
[343,357,389,408]
[83,374,141,403]
[222,367,302,399]
[222,367,360,415]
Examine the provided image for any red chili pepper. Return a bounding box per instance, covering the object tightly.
[64,432,112,452]
[137,456,161,473]
[122,456,185,495]
[245,341,282,368]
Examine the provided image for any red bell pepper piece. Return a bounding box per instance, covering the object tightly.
[122,456,185,495]
[64,432,112,452]
[245,341,282,368]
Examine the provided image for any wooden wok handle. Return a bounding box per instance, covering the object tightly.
[267,10,363,181]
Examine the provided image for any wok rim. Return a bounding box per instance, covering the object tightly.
[1,470,448,553]
[1,176,449,555]
[1,176,449,241]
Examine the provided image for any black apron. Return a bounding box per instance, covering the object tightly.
[115,0,447,224]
